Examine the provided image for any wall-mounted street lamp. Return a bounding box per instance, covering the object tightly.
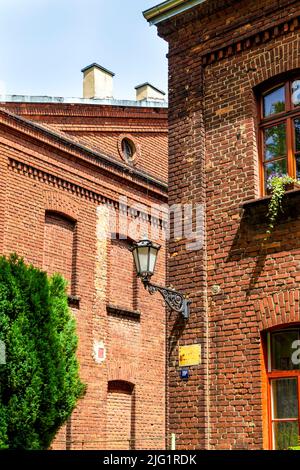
[129,239,190,319]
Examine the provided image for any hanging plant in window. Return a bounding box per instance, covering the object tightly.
[265,173,300,237]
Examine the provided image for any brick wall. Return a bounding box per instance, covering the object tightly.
[157,0,300,450]
[109,239,136,311]
[107,381,134,449]
[0,100,167,450]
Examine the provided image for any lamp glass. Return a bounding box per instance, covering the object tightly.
[137,246,149,274]
[149,246,159,274]
[131,239,161,279]
[132,248,140,276]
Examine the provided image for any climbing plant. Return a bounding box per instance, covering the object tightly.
[266,174,299,237]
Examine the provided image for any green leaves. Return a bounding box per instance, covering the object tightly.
[0,255,85,449]
[266,175,298,238]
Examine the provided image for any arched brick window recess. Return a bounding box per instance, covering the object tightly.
[107,380,135,450]
[43,211,78,297]
[108,235,138,312]
[261,324,300,450]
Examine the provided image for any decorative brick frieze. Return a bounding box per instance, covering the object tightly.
[8,158,167,229]
[201,14,300,66]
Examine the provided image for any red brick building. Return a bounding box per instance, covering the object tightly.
[145,0,300,450]
[0,65,168,449]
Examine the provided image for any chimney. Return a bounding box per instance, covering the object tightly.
[135,82,165,102]
[81,63,115,99]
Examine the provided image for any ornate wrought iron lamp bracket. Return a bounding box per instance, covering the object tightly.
[142,279,190,320]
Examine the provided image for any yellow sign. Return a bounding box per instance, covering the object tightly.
[179,344,201,367]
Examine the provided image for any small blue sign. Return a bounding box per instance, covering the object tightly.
[180,368,189,381]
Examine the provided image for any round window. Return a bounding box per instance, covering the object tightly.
[121,138,135,161]
[118,134,140,164]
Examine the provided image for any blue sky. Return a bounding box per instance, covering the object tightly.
[0,0,167,100]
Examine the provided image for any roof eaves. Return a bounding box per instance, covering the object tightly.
[143,0,207,25]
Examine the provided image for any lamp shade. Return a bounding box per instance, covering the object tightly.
[130,239,161,280]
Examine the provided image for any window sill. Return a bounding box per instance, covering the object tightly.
[106,304,141,320]
[240,188,300,228]
[68,295,81,309]
[241,188,300,210]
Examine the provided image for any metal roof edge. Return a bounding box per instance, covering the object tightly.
[134,82,166,95]
[81,63,115,76]
[0,95,168,108]
[143,0,206,26]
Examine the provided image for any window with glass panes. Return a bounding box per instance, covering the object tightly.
[259,78,300,194]
[266,328,300,450]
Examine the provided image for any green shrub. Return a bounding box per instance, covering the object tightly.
[0,254,85,449]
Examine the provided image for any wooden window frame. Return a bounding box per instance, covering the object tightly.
[259,77,300,196]
[265,329,300,450]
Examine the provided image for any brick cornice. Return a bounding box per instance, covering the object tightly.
[158,0,237,34]
[201,13,300,66]
[1,102,168,120]
[0,107,168,196]
[49,125,167,134]
[162,0,300,62]
[8,158,167,229]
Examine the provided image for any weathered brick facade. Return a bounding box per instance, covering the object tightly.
[152,0,300,450]
[0,99,168,449]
